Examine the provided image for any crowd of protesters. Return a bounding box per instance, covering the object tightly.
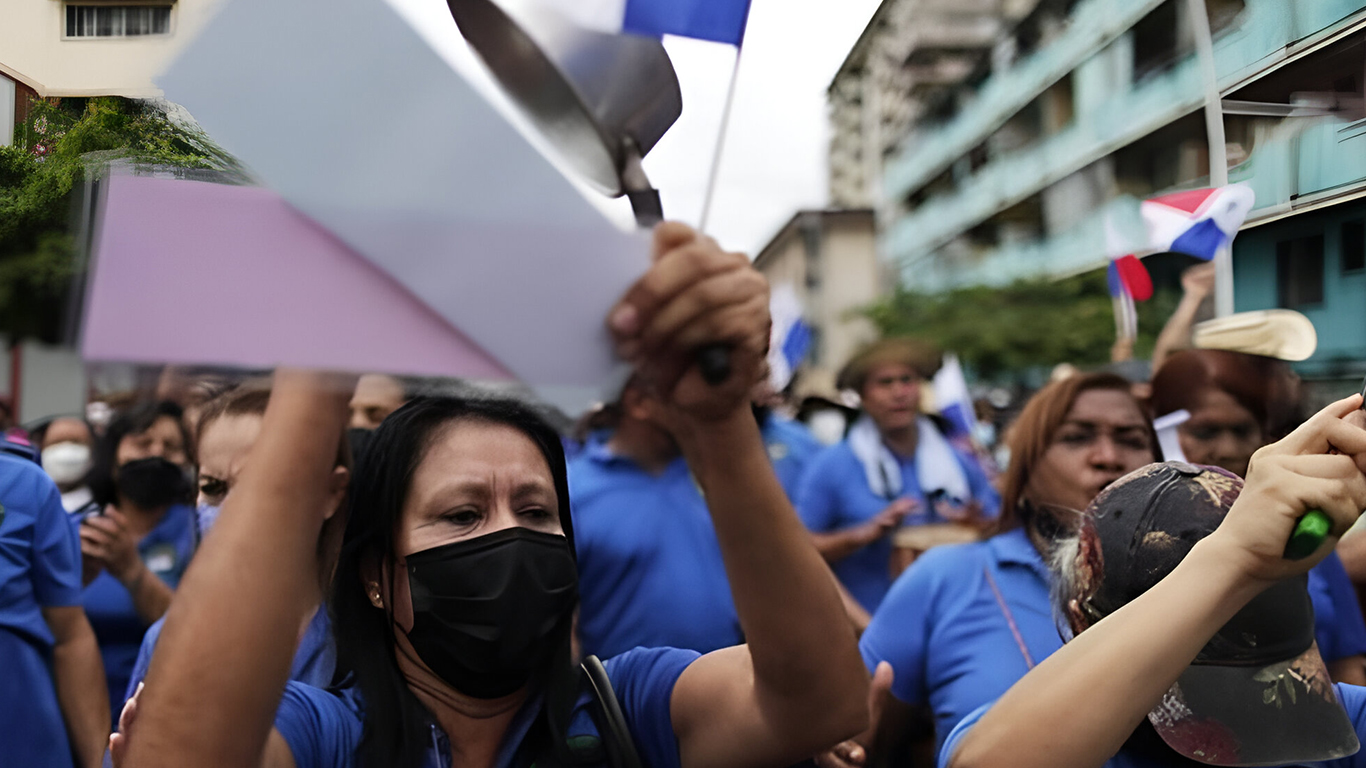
[6,225,1366,768]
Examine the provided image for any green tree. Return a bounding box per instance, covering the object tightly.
[864,270,1179,381]
[0,96,238,341]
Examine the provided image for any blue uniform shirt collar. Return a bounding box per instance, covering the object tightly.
[987,526,1049,579]
[583,431,689,477]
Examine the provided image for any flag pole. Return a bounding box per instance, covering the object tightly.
[698,48,743,234]
[1187,0,1233,317]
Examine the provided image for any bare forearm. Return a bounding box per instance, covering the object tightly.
[52,630,109,768]
[1152,294,1204,372]
[811,527,875,564]
[123,565,173,625]
[950,536,1265,768]
[677,410,867,722]
[126,371,352,767]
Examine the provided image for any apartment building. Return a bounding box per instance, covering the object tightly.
[850,0,1366,374]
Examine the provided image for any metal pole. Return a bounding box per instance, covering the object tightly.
[1187,0,1233,316]
[698,50,743,234]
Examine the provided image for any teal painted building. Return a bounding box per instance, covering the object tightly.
[871,0,1366,373]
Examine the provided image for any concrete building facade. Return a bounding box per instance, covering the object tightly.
[753,210,887,396]
[846,0,1366,376]
[827,0,1041,209]
[0,0,222,104]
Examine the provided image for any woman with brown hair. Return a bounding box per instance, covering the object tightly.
[1149,349,1302,477]
[827,372,1157,766]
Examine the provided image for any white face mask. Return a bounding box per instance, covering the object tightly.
[42,442,92,486]
[807,410,848,446]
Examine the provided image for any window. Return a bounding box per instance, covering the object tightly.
[66,6,171,38]
[1342,220,1365,273]
[1132,1,1179,82]
[1277,234,1325,309]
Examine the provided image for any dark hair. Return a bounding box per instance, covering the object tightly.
[996,372,1158,532]
[30,415,94,450]
[330,395,578,768]
[89,401,193,508]
[1150,349,1302,442]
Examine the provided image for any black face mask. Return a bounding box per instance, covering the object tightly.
[117,457,189,509]
[402,527,578,700]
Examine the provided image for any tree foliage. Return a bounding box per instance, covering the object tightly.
[864,270,1179,380]
[0,96,238,341]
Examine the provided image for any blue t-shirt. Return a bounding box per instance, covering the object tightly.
[72,502,196,725]
[124,602,337,707]
[759,414,823,501]
[569,439,742,658]
[1310,552,1366,663]
[941,684,1366,768]
[274,646,700,768]
[796,439,1000,611]
[0,453,84,768]
[861,527,1062,757]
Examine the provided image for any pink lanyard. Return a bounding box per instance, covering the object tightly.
[983,566,1036,669]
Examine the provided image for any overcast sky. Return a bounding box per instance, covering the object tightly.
[387,0,883,256]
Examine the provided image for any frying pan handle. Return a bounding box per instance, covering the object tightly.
[627,189,663,227]
[626,188,731,386]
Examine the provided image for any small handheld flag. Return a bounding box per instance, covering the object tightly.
[932,354,977,439]
[767,284,811,392]
[1140,184,1255,261]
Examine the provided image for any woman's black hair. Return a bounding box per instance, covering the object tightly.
[331,395,578,768]
[89,401,193,508]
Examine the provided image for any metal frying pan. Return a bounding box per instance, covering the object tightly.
[449,0,730,382]
[447,0,681,224]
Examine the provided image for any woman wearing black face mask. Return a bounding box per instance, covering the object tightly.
[117,224,870,768]
[77,400,196,726]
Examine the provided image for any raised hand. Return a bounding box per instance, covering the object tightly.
[609,222,770,424]
[80,507,144,586]
[1211,394,1366,584]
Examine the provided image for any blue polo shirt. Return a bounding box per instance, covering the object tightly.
[861,527,1061,757]
[759,413,822,501]
[569,437,741,658]
[1309,552,1366,663]
[72,503,196,724]
[796,440,1000,611]
[0,452,84,768]
[274,646,699,768]
[941,684,1366,768]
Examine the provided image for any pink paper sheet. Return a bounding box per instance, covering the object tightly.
[82,175,514,380]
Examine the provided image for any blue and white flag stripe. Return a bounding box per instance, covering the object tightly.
[932,354,977,439]
[530,0,753,45]
[767,283,811,392]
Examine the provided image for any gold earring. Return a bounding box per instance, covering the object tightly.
[368,583,383,608]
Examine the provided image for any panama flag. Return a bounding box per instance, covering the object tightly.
[538,0,753,45]
[933,354,977,439]
[1104,215,1152,340]
[1140,184,1256,261]
[767,283,812,392]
